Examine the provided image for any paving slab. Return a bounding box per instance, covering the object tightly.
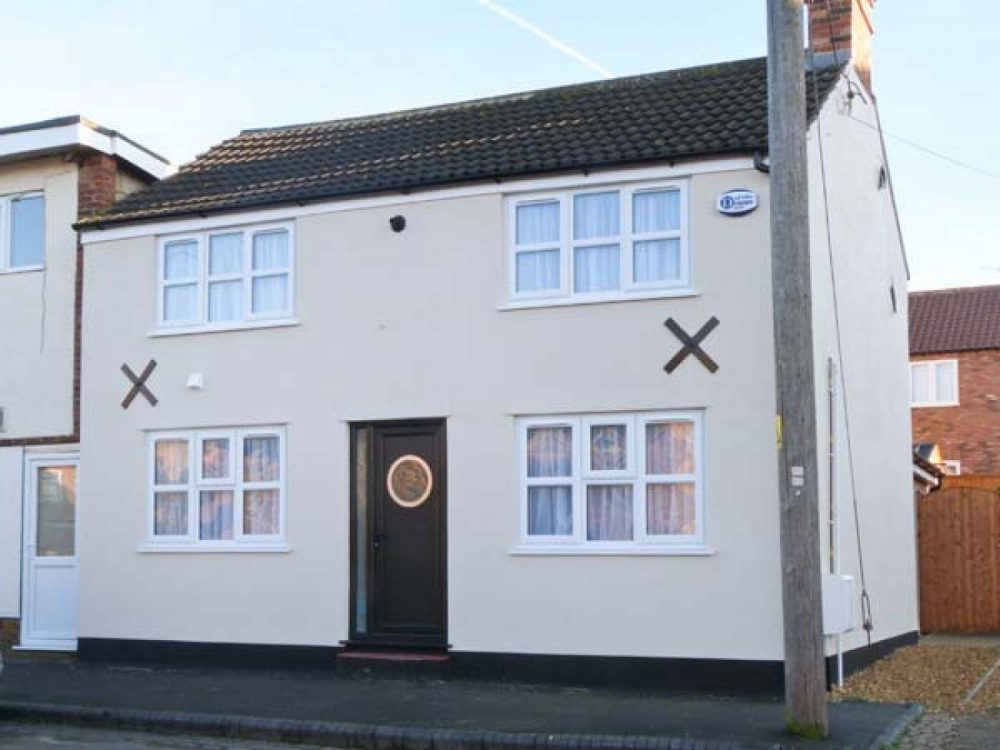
[0,659,918,750]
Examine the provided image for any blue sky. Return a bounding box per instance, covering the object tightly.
[3,1,996,290]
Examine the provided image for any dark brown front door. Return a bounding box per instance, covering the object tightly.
[350,420,446,647]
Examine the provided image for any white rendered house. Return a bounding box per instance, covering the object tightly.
[69,0,913,690]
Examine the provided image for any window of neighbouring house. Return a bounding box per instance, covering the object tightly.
[939,460,961,476]
[910,360,958,407]
[0,192,45,271]
[157,223,293,330]
[148,427,285,548]
[507,182,688,305]
[517,411,704,550]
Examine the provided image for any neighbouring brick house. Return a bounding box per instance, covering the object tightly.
[909,284,1000,476]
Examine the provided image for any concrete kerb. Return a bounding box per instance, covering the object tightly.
[867,704,925,749]
[0,699,925,750]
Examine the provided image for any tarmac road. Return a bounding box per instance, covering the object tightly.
[0,723,331,750]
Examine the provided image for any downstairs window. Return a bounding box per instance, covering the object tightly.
[148,427,285,548]
[518,411,704,550]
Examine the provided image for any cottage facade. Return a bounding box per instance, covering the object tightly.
[4,0,917,690]
[0,117,171,649]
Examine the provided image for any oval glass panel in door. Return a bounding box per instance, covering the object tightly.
[387,455,433,509]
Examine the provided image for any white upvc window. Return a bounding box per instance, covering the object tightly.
[517,411,705,551]
[0,191,45,272]
[939,460,961,476]
[148,427,286,549]
[507,181,689,305]
[910,360,959,407]
[157,222,294,331]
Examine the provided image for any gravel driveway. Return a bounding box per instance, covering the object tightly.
[834,635,1000,750]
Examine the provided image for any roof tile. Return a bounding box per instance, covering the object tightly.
[79,57,841,228]
[909,285,1000,354]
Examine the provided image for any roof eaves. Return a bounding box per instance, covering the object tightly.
[76,147,762,230]
[0,115,174,180]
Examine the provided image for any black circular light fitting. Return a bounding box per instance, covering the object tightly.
[389,215,406,232]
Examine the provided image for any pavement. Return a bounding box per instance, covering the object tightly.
[0,658,918,750]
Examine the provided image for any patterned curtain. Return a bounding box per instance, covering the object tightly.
[586,485,633,540]
[526,426,572,536]
[646,483,696,535]
[199,490,233,540]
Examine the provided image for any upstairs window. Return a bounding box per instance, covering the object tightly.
[0,192,45,271]
[158,223,293,330]
[508,182,688,304]
[910,360,958,407]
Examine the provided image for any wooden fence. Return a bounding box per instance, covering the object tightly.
[918,486,1000,634]
[942,474,1000,492]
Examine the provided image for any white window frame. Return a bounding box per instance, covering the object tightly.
[145,426,287,551]
[939,460,961,476]
[910,359,959,408]
[506,181,690,306]
[515,411,706,554]
[0,191,45,273]
[155,221,295,333]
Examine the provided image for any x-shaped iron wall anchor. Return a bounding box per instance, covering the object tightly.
[121,360,158,409]
[664,317,720,373]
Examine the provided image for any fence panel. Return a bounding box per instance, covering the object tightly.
[918,487,1000,634]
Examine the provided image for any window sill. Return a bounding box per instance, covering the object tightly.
[499,288,698,311]
[0,265,45,276]
[148,317,300,338]
[508,544,715,557]
[911,402,959,409]
[137,543,291,554]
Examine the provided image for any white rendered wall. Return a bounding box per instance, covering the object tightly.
[0,158,77,440]
[0,446,24,617]
[79,166,788,660]
[806,75,918,654]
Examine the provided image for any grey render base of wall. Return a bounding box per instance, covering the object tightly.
[76,630,919,695]
[0,658,922,750]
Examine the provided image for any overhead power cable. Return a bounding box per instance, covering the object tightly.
[810,0,874,644]
[847,117,1000,182]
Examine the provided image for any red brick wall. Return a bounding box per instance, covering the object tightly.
[77,152,119,217]
[807,0,853,55]
[911,350,1000,475]
[806,0,875,91]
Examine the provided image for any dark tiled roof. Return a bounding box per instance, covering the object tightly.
[78,57,842,229]
[910,285,1000,354]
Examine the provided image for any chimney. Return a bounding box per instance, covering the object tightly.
[806,0,876,92]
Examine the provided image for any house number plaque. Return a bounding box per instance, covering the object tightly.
[387,455,433,509]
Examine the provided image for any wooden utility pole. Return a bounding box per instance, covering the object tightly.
[767,0,829,737]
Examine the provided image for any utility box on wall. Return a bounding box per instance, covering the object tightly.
[822,574,856,636]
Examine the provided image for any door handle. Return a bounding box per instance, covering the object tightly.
[372,532,385,550]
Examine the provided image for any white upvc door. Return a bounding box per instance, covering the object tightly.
[20,453,79,651]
